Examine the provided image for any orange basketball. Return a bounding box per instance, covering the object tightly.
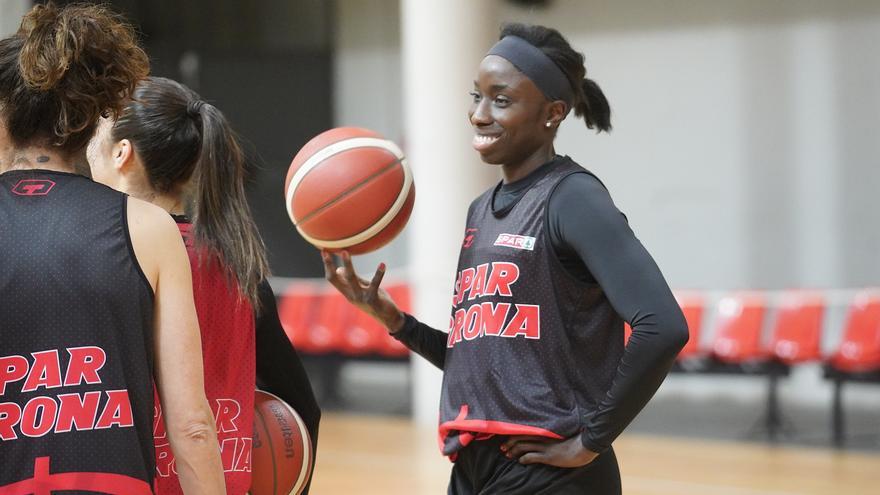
[284,127,415,254]
[251,390,312,495]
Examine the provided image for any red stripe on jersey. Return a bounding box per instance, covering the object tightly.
[0,457,153,495]
[440,419,563,439]
[438,404,564,461]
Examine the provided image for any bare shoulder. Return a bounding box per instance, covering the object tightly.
[127,196,178,238]
[126,197,186,289]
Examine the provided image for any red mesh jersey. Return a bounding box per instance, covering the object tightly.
[153,221,256,494]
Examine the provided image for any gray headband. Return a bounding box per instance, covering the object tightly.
[486,35,574,105]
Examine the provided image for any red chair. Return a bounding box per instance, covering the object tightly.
[828,291,880,372]
[825,290,880,446]
[277,280,412,408]
[759,291,826,440]
[706,292,814,440]
[308,291,354,355]
[768,291,825,365]
[277,282,323,353]
[340,307,384,356]
[711,292,767,363]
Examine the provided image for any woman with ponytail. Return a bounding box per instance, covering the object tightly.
[0,4,225,494]
[324,23,688,494]
[87,76,320,495]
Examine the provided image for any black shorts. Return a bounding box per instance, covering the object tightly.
[448,436,621,495]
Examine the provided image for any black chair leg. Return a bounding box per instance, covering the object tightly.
[766,371,781,441]
[832,377,845,447]
[746,365,793,441]
[317,356,344,409]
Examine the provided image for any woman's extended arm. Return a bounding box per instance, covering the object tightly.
[321,251,448,369]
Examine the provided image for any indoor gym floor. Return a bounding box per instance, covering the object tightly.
[308,413,880,495]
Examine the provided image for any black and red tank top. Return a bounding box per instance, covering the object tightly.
[152,218,256,495]
[0,170,156,494]
[439,158,624,456]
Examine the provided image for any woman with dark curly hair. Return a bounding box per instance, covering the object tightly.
[0,4,225,493]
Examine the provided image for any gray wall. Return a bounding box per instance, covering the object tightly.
[335,0,880,291]
[334,0,412,273]
[0,0,28,36]
[334,0,880,410]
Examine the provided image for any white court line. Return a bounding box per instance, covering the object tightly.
[623,475,806,495]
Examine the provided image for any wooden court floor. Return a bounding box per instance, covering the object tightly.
[309,413,879,495]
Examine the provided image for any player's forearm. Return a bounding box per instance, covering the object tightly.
[581,310,687,452]
[167,404,227,495]
[391,313,447,369]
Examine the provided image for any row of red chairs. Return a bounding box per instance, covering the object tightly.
[280,282,880,371]
[278,281,411,358]
[644,290,880,373]
[632,289,880,444]
[278,281,879,444]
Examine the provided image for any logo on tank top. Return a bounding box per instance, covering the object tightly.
[462,228,478,249]
[0,346,135,441]
[494,233,536,251]
[11,179,55,196]
[447,262,541,347]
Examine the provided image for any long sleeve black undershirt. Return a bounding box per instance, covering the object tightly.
[255,280,321,495]
[392,158,688,453]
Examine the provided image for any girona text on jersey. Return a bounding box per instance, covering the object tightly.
[447,261,540,347]
[0,346,135,441]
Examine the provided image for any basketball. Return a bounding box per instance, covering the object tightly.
[251,390,313,495]
[284,127,415,254]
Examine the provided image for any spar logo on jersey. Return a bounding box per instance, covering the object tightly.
[494,233,536,251]
[447,262,541,347]
[11,179,55,196]
[0,346,136,441]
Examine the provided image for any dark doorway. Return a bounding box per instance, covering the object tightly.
[50,0,335,277]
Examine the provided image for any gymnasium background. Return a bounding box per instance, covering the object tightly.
[2,1,877,493]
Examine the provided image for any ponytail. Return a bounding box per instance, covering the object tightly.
[576,78,612,133]
[499,22,612,134]
[112,77,269,311]
[191,104,269,310]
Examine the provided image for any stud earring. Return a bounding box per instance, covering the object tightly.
[545,122,552,128]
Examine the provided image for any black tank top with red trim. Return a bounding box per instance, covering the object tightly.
[439,158,625,456]
[0,170,156,494]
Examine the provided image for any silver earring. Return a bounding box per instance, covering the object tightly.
[545,122,552,128]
